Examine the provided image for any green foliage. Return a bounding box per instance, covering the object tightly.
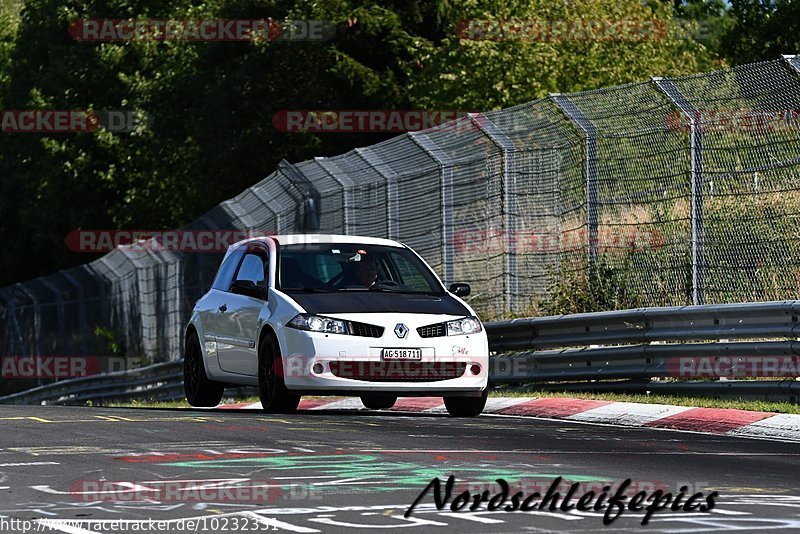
[0,0,21,105]
[722,0,800,65]
[672,0,735,61]
[539,255,643,315]
[0,0,736,289]
[402,0,723,109]
[94,326,126,357]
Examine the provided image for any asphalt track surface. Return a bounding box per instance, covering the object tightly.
[0,404,799,533]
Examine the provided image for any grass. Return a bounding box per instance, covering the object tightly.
[106,390,800,414]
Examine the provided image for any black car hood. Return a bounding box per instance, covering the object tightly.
[283,291,471,316]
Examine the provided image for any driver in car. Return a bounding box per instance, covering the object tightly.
[353,255,378,288]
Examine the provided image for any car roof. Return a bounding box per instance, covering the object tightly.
[228,233,406,253]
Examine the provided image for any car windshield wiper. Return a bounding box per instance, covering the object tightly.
[369,286,403,293]
[285,287,334,293]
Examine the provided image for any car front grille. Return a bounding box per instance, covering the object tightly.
[417,323,446,338]
[329,361,467,382]
[349,321,384,338]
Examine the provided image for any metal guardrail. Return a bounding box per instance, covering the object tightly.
[1,300,798,405]
[485,301,800,388]
[0,361,185,406]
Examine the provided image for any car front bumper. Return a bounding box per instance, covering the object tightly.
[279,314,489,395]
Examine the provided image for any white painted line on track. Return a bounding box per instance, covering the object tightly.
[358,449,795,456]
[241,511,320,533]
[308,514,448,528]
[36,521,101,534]
[484,397,535,412]
[0,461,59,467]
[308,398,365,410]
[438,512,505,523]
[567,402,693,426]
[728,413,800,442]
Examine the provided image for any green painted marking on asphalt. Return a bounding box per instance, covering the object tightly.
[162,453,610,493]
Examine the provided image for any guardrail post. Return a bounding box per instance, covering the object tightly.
[355,147,399,240]
[468,113,517,313]
[551,94,599,269]
[409,132,455,285]
[277,160,321,232]
[316,157,355,234]
[653,77,705,305]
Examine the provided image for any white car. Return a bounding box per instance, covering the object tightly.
[184,234,489,416]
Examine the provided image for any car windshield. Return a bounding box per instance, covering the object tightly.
[279,243,444,295]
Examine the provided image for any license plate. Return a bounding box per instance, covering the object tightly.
[382,348,422,361]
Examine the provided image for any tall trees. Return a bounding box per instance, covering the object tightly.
[722,0,800,64]
[0,0,723,285]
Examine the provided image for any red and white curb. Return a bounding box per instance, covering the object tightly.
[217,396,800,442]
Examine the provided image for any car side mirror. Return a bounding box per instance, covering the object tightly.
[230,279,266,300]
[449,283,471,297]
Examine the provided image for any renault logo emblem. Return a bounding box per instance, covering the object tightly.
[394,323,408,339]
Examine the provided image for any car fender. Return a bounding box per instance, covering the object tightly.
[185,312,226,378]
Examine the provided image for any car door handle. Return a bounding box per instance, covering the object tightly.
[218,304,227,312]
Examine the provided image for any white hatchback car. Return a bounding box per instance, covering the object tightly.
[184,234,489,416]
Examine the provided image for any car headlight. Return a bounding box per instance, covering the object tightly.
[287,314,349,335]
[446,316,483,336]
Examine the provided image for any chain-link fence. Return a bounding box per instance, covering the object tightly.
[1,57,799,370]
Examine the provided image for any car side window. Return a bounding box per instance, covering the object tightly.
[211,247,245,291]
[235,252,268,288]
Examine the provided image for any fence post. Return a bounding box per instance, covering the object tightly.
[468,113,517,314]
[250,182,290,234]
[15,284,42,357]
[316,157,355,235]
[653,77,705,305]
[551,94,599,269]
[409,132,455,286]
[277,160,321,232]
[355,147,399,240]
[60,271,89,355]
[38,278,67,355]
[784,54,800,74]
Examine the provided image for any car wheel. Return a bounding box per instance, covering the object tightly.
[443,391,487,417]
[258,333,300,413]
[184,331,225,407]
[360,395,397,410]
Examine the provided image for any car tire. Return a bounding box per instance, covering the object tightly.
[443,391,487,417]
[184,331,225,407]
[360,395,397,410]
[258,333,300,414]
